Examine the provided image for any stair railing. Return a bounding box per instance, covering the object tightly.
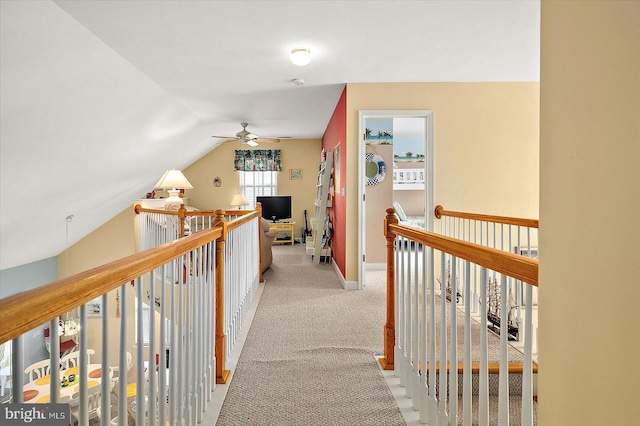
[435,205,538,345]
[381,207,538,426]
[0,209,261,424]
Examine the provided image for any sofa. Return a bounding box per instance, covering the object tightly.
[260,218,278,272]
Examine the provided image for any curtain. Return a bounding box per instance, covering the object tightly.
[234,149,281,172]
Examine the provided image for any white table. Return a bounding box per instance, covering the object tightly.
[22,363,112,403]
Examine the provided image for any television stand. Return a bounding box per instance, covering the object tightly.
[268,222,295,246]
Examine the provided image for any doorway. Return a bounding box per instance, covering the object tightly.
[358,110,434,289]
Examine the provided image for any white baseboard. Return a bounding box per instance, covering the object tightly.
[365,263,386,271]
[332,261,359,290]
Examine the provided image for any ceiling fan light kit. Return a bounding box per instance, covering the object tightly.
[290,48,311,66]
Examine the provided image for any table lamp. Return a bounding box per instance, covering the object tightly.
[154,169,193,210]
[230,193,248,209]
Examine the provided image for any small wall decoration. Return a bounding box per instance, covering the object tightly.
[290,169,303,180]
[213,177,222,187]
[365,152,387,185]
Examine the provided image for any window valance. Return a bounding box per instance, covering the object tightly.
[234,149,282,172]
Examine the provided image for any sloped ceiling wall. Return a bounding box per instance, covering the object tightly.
[0,1,215,270]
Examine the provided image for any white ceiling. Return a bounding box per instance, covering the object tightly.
[0,0,539,270]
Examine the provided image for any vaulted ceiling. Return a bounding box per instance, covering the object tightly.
[0,0,540,270]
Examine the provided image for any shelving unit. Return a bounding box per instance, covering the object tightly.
[306,150,333,264]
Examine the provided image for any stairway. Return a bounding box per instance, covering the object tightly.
[388,291,538,425]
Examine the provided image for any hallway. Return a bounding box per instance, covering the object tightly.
[208,244,404,425]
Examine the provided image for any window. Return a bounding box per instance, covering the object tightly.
[239,171,278,208]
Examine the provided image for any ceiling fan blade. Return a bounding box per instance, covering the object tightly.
[211,135,239,139]
[255,137,280,143]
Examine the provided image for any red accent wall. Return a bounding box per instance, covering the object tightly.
[322,87,347,277]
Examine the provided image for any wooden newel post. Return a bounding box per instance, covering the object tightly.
[257,202,264,283]
[379,207,398,371]
[178,204,187,238]
[213,209,230,384]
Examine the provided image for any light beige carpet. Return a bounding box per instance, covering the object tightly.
[215,244,406,425]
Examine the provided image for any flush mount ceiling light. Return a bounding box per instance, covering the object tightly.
[290,48,311,66]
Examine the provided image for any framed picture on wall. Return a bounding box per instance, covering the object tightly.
[290,169,303,180]
[87,297,101,317]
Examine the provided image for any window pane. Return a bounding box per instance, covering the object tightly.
[239,171,277,208]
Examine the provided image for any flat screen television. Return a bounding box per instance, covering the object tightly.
[257,195,292,222]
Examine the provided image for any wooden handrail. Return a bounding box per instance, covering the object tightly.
[434,205,539,229]
[0,226,223,345]
[225,209,259,232]
[389,222,538,287]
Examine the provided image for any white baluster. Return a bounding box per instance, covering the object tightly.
[479,268,489,426]
[437,253,448,425]
[136,278,145,425]
[463,260,473,425]
[412,244,420,409]
[399,237,407,388]
[118,283,128,426]
[498,274,510,426]
[170,261,177,425]
[473,220,479,314]
[159,265,167,426]
[101,293,110,423]
[419,244,429,424]
[449,256,458,425]
[79,304,88,424]
[406,238,413,399]
[521,281,534,426]
[149,271,157,426]
[49,317,60,403]
[428,246,438,426]
[11,336,24,403]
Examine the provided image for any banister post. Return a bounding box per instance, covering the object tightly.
[379,207,398,370]
[213,209,230,384]
[434,204,444,219]
[256,202,264,283]
[178,204,187,238]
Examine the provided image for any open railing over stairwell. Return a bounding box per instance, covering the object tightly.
[380,207,539,426]
[0,207,262,425]
[435,205,539,348]
[136,204,264,371]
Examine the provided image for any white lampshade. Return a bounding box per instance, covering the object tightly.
[154,169,193,190]
[230,193,248,209]
[154,169,193,210]
[290,48,311,66]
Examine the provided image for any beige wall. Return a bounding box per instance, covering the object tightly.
[57,208,136,365]
[539,2,640,424]
[346,82,540,281]
[184,139,322,238]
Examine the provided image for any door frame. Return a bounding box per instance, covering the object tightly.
[358,110,434,289]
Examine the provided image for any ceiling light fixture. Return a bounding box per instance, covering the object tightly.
[292,78,305,86]
[290,48,311,66]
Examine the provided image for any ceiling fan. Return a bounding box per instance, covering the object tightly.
[212,122,287,147]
